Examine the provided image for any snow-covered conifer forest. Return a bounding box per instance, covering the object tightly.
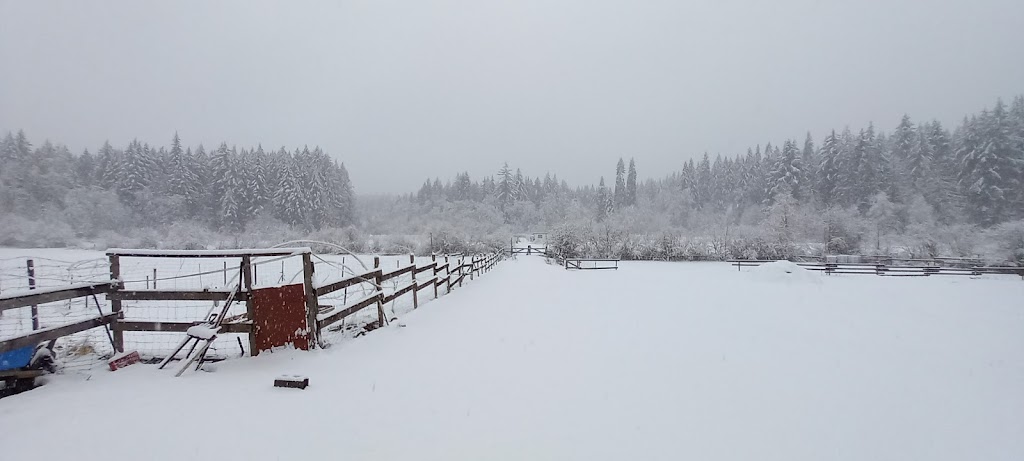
[2,95,1023,263]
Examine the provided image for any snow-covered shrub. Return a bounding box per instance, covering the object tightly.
[548,224,589,259]
[62,187,131,238]
[983,220,1024,265]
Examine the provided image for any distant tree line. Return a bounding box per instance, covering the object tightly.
[376,96,1024,262]
[0,132,355,244]
[404,96,1023,230]
[2,95,1022,261]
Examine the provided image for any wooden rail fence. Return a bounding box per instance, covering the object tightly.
[0,249,505,359]
[729,259,1024,278]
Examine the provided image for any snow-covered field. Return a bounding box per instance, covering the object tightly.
[2,255,1023,460]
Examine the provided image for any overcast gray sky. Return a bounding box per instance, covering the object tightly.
[1,0,1022,194]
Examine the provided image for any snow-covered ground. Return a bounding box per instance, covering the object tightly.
[2,256,1023,460]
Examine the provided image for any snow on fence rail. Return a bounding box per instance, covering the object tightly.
[0,249,505,372]
[728,259,1024,278]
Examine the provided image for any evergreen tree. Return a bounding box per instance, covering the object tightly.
[959,101,1024,224]
[626,158,638,206]
[273,155,305,226]
[817,130,840,207]
[220,159,245,232]
[76,149,95,187]
[614,158,626,207]
[694,153,712,208]
[249,145,268,215]
[907,126,933,187]
[767,139,803,202]
[118,139,153,204]
[496,163,515,215]
[96,141,119,190]
[596,177,610,222]
[801,132,817,199]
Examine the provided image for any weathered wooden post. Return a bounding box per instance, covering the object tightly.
[27,259,38,330]
[431,254,438,298]
[410,254,418,309]
[241,255,256,355]
[108,254,124,352]
[445,255,451,294]
[374,256,384,327]
[458,257,464,288]
[301,252,319,348]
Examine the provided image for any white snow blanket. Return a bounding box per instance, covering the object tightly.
[1,257,1022,460]
[747,259,823,284]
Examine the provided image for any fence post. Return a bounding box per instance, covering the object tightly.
[458,257,464,287]
[432,254,438,299]
[108,254,124,353]
[410,254,418,309]
[27,259,38,330]
[374,257,384,327]
[153,268,157,289]
[445,256,451,294]
[241,255,256,355]
[301,252,318,349]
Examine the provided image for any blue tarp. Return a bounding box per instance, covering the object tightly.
[0,346,34,371]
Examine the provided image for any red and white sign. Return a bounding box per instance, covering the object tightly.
[108,351,141,371]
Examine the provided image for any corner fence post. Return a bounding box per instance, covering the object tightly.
[241,255,256,355]
[301,252,318,349]
[108,254,124,353]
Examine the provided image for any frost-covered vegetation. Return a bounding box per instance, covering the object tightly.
[0,133,355,248]
[2,96,1023,262]
[368,96,1024,264]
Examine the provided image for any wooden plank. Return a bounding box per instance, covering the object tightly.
[314,269,381,297]
[108,290,249,301]
[0,312,119,354]
[117,320,253,334]
[316,293,381,330]
[380,264,415,283]
[415,262,437,274]
[106,248,311,258]
[416,278,436,292]
[0,282,115,312]
[382,282,417,304]
[0,369,45,379]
